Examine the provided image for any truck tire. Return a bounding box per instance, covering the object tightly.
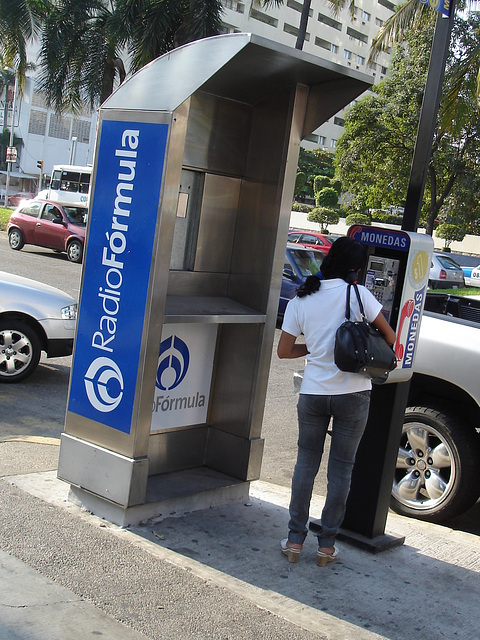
[391,405,480,523]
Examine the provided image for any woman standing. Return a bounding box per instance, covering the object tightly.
[277,236,396,566]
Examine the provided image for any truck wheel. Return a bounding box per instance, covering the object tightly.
[391,406,480,523]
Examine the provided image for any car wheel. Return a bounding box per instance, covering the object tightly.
[391,406,480,523]
[8,228,24,251]
[0,320,42,383]
[67,239,83,263]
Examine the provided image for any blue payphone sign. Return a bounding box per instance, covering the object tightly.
[68,120,169,434]
[418,0,452,18]
[349,225,410,252]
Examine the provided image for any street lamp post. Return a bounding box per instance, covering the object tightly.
[4,69,18,208]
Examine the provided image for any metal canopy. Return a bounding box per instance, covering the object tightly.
[102,33,372,137]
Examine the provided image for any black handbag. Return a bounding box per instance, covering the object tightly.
[334,284,397,383]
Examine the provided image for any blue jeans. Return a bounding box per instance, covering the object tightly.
[288,391,371,548]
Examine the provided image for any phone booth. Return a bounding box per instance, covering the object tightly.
[57,33,372,526]
[339,225,434,549]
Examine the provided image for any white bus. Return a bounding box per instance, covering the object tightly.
[38,164,92,204]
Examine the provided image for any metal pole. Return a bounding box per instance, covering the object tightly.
[69,136,78,165]
[4,71,18,208]
[402,3,456,232]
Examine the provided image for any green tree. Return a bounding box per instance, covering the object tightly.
[307,206,340,232]
[313,175,330,194]
[37,0,224,113]
[296,147,335,201]
[294,171,306,198]
[315,186,338,208]
[435,223,466,249]
[335,13,480,236]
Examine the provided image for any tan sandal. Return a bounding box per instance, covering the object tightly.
[316,545,338,567]
[280,538,302,563]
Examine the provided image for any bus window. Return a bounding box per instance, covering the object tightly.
[50,170,62,190]
[79,173,91,194]
[60,171,81,192]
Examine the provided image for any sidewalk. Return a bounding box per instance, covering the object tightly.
[1,438,479,640]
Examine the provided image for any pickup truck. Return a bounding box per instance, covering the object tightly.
[294,292,480,523]
[391,292,480,523]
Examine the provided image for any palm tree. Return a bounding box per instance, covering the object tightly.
[116,0,224,73]
[37,0,225,113]
[37,0,126,113]
[252,0,354,50]
[369,0,478,132]
[0,0,45,88]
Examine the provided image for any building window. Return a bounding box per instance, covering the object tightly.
[362,10,371,21]
[71,119,91,144]
[318,136,326,146]
[305,134,319,143]
[346,27,368,45]
[223,0,245,13]
[31,90,47,109]
[356,54,365,65]
[250,9,278,27]
[334,117,345,127]
[287,0,313,16]
[284,22,310,40]
[49,113,71,140]
[344,49,352,60]
[368,61,377,71]
[315,37,336,52]
[28,109,47,135]
[375,17,384,27]
[330,139,337,149]
[378,0,395,11]
[317,12,342,31]
[381,65,388,75]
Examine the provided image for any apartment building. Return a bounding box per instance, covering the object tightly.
[2,0,396,194]
[221,0,397,149]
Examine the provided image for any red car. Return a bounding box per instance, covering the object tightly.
[7,192,35,207]
[287,230,339,255]
[7,199,87,263]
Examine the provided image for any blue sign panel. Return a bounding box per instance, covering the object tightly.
[350,225,410,252]
[68,120,169,433]
[418,0,451,18]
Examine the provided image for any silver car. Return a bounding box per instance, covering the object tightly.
[428,253,465,289]
[0,271,77,382]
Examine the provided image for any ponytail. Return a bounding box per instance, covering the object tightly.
[297,274,322,298]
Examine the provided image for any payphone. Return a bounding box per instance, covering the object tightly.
[348,225,433,381]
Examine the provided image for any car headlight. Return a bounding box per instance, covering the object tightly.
[61,303,78,320]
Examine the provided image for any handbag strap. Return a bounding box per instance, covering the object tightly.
[345,283,366,321]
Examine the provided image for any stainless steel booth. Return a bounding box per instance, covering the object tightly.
[58,34,371,526]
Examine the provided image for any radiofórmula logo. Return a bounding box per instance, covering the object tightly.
[83,127,139,415]
[84,357,124,412]
[156,335,190,391]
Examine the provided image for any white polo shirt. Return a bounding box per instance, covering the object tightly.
[282,279,383,395]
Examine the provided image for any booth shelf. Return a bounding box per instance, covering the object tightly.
[164,296,266,324]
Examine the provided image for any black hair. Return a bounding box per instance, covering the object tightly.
[296,236,367,298]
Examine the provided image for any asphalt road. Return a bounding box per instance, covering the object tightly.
[1,231,479,536]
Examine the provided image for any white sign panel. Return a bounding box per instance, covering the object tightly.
[151,323,217,431]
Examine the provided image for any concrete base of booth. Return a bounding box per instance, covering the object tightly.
[67,467,250,527]
[336,528,405,553]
